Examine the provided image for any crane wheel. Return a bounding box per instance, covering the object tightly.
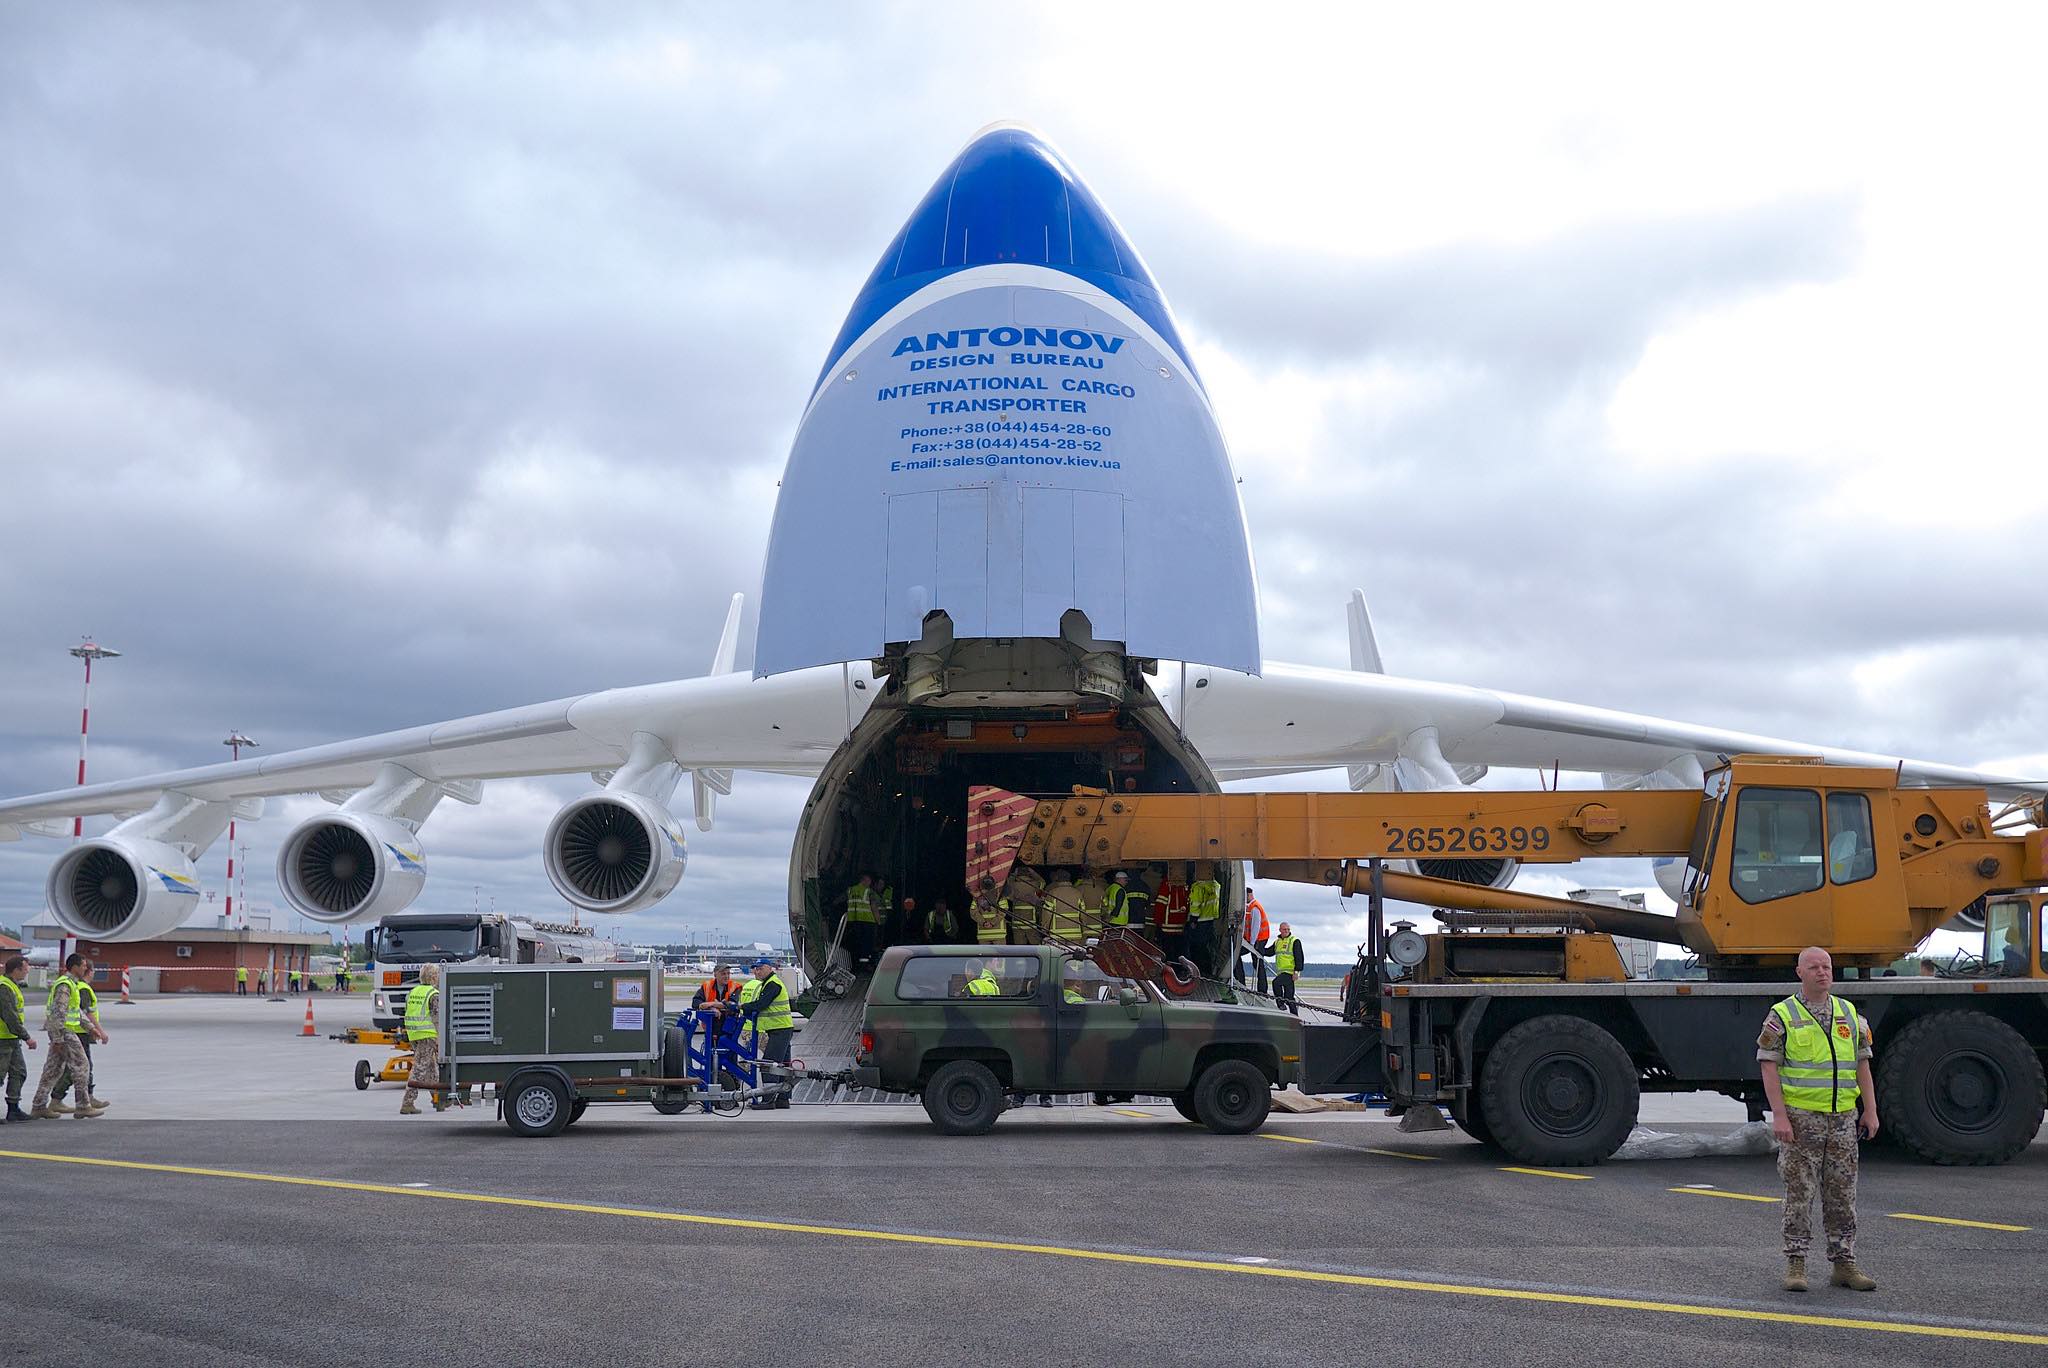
[1450,1090,1496,1149]
[1876,1010,2044,1165]
[1478,1015,1638,1166]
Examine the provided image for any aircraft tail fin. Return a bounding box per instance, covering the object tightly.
[689,592,746,831]
[1346,590,1386,791]
[1347,589,1384,674]
[711,593,744,676]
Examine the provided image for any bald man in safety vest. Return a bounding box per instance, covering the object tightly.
[1758,947,1878,1293]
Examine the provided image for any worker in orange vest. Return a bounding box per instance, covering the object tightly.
[1236,889,1272,993]
[689,964,740,1019]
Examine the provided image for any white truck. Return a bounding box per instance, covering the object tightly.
[364,911,621,1029]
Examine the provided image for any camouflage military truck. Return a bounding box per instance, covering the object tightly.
[853,943,1303,1135]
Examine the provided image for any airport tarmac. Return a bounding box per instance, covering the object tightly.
[3,994,2042,1364]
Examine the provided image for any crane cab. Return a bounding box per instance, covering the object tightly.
[1675,757,2046,973]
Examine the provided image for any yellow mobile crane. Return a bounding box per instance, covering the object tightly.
[998,756,2048,1164]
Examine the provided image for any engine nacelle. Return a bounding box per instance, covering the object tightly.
[277,813,427,924]
[1393,855,1521,891]
[544,792,687,914]
[47,838,205,941]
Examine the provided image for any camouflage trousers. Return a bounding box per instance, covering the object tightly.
[1779,1107,1859,1260]
[402,1036,441,1110]
[2,1038,25,1104]
[32,1032,90,1110]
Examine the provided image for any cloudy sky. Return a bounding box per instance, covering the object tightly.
[3,3,2044,957]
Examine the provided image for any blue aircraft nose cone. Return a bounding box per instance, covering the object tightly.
[818,124,1197,387]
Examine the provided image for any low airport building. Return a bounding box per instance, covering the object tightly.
[22,915,334,994]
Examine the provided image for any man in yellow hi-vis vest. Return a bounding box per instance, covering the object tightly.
[1758,946,1878,1293]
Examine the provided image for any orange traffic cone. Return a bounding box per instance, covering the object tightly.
[299,999,317,1037]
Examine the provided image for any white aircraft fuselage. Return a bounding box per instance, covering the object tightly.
[3,124,2038,963]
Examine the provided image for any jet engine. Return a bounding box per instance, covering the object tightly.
[543,791,687,914]
[1396,852,1521,891]
[47,838,205,940]
[276,813,427,924]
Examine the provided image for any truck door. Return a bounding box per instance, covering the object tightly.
[1054,957,1168,1093]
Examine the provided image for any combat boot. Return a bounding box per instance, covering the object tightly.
[1782,1257,1808,1292]
[1830,1260,1876,1291]
[398,1102,421,1115]
[82,1098,110,1114]
[73,1106,99,1119]
[47,1099,74,1115]
[3,1104,27,1123]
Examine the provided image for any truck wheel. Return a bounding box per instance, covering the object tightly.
[566,1097,589,1127]
[1479,1015,1637,1165]
[353,1060,372,1091]
[503,1074,573,1138]
[1877,1010,2045,1165]
[1170,1093,1201,1124]
[1192,1059,1271,1134]
[923,1060,1004,1135]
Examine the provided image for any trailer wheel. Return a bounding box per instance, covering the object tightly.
[1479,1015,1638,1165]
[503,1073,573,1138]
[1877,1010,2045,1165]
[923,1060,1004,1135]
[662,1025,689,1080]
[353,1060,372,1091]
[1170,1093,1201,1124]
[651,1093,690,1116]
[1192,1059,1271,1135]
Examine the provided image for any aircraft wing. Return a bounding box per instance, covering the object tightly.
[0,663,855,837]
[1186,662,2047,797]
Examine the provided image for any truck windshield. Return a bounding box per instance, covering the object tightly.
[377,923,483,962]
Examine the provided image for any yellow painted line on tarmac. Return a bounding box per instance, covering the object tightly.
[1357,1148,1441,1162]
[1889,1212,2032,1232]
[1500,1166,1592,1181]
[4,1149,2046,1347]
[1112,1109,1154,1119]
[1669,1187,1778,1204]
[1259,1132,1322,1145]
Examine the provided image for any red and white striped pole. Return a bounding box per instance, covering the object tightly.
[68,639,121,837]
[119,967,133,1004]
[223,732,258,927]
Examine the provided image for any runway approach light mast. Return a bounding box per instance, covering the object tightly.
[223,732,258,927]
[67,639,120,838]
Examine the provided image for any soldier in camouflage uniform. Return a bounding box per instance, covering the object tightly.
[1758,946,1878,1293]
[400,963,446,1115]
[31,954,102,1119]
